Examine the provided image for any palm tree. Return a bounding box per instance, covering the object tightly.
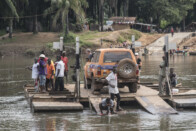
[0,0,19,38]
[0,0,28,38]
[98,0,104,31]
[45,0,88,35]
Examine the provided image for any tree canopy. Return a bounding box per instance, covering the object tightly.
[1,0,196,34]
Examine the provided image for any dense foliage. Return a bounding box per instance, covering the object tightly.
[1,0,196,37]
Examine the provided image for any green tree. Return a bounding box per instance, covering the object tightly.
[0,0,19,38]
[176,0,196,30]
[137,0,196,28]
[0,0,28,37]
[98,0,104,31]
[45,0,88,35]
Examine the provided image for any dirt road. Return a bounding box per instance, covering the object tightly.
[147,32,192,55]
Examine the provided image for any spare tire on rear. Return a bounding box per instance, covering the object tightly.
[117,58,137,79]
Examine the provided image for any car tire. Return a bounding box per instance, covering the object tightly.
[91,76,102,94]
[117,58,137,79]
[128,83,137,93]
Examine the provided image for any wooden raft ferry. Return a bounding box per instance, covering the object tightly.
[24,83,196,114]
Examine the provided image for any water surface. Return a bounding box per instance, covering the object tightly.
[0,55,196,131]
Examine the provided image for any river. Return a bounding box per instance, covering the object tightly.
[0,55,196,131]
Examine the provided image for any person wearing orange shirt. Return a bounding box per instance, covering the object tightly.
[61,51,68,84]
[46,59,55,91]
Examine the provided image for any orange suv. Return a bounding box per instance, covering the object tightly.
[84,48,139,93]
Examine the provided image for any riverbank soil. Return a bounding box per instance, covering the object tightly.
[88,30,163,48]
[83,29,141,47]
[179,36,196,52]
[137,33,163,47]
[0,30,162,56]
[0,32,59,56]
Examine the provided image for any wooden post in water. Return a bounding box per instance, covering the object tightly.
[76,37,80,101]
[165,36,173,99]
[165,36,169,67]
[60,37,63,51]
[132,35,135,54]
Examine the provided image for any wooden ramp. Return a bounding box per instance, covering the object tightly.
[32,102,83,112]
[135,96,178,115]
[169,98,196,108]
[89,97,102,114]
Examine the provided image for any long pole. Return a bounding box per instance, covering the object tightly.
[165,36,169,67]
[76,37,80,101]
[132,35,135,54]
[165,36,173,99]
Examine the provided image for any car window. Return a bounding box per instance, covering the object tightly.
[95,52,100,62]
[104,51,132,63]
[91,51,100,62]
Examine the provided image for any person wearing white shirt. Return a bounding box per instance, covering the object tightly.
[55,56,65,91]
[99,98,115,115]
[106,67,122,111]
[27,58,39,92]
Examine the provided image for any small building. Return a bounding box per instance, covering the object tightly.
[133,23,157,32]
[186,22,196,32]
[109,17,136,31]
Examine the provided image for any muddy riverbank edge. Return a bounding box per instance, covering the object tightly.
[0,31,163,57]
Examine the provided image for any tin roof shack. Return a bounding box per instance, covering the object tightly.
[109,17,136,31]
[133,23,157,33]
[186,22,196,32]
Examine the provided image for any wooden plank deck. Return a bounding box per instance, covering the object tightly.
[24,83,196,113]
[169,90,196,108]
[32,102,83,112]
[67,84,137,102]
[170,98,196,108]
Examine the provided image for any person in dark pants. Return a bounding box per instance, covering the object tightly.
[46,59,55,91]
[135,53,142,72]
[159,56,166,96]
[171,27,174,37]
[169,68,177,87]
[105,67,122,111]
[135,52,142,85]
[55,56,65,91]
[99,98,115,115]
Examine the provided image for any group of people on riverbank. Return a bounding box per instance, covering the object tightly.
[28,51,68,93]
[109,41,129,48]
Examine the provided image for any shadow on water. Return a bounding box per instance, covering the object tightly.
[0,55,196,130]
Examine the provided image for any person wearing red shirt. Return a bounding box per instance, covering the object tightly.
[38,51,48,62]
[61,51,68,84]
[38,57,48,63]
[171,27,174,37]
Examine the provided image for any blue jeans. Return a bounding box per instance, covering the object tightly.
[39,75,46,86]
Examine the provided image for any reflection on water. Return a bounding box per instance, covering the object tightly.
[141,55,196,88]
[0,55,196,130]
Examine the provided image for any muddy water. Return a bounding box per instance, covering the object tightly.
[0,55,196,131]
